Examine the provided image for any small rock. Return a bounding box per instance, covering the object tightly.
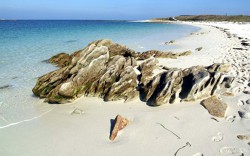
[165,40,175,45]
[48,52,72,68]
[246,99,250,105]
[201,96,228,118]
[110,115,129,141]
[0,85,12,90]
[70,108,84,115]
[244,90,250,94]
[222,92,234,96]
[238,111,250,119]
[237,135,250,140]
[195,47,203,51]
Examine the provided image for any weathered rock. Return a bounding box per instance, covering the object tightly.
[140,67,183,106]
[33,39,234,105]
[138,58,159,84]
[201,96,228,118]
[135,50,191,60]
[48,52,72,67]
[110,115,129,141]
[139,62,233,106]
[33,39,138,103]
[196,47,203,51]
[237,135,250,140]
[246,99,250,104]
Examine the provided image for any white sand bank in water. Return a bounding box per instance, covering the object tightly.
[0,22,250,156]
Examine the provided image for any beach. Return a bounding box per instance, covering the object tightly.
[0,21,250,156]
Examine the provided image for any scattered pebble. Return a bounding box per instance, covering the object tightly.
[237,135,250,140]
[196,47,203,51]
[246,99,250,105]
[70,108,84,115]
[243,90,250,94]
[238,111,250,119]
[165,40,175,45]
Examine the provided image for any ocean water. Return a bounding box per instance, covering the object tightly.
[0,20,199,127]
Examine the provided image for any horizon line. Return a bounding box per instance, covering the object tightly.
[1,14,250,21]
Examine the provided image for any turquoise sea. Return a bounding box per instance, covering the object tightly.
[0,20,199,127]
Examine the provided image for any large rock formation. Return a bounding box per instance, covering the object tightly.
[33,39,234,105]
[33,39,138,103]
[138,58,234,106]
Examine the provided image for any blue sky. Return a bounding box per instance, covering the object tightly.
[1,0,250,20]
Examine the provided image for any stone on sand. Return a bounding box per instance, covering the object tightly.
[110,115,129,141]
[201,96,228,118]
[237,135,250,140]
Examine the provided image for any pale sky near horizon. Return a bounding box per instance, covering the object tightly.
[1,0,250,20]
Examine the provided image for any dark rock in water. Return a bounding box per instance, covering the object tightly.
[33,39,234,105]
[65,40,78,43]
[0,85,12,90]
[201,96,228,118]
[109,115,129,141]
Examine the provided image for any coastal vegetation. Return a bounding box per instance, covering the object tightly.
[154,15,250,22]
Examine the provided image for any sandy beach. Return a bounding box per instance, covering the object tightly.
[0,21,250,156]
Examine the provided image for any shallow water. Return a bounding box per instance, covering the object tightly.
[0,20,199,127]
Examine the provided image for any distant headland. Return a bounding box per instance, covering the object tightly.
[153,15,250,22]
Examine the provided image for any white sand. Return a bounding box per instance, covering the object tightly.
[0,22,250,156]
